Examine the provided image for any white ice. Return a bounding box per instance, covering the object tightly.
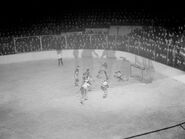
[0,58,185,139]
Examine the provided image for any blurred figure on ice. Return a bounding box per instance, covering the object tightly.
[96,62,109,80]
[84,69,90,79]
[119,57,130,80]
[101,79,109,98]
[97,68,109,98]
[74,66,80,86]
[97,62,108,76]
[101,62,108,70]
[114,71,129,81]
[101,49,116,79]
[73,49,79,69]
[80,79,91,104]
[82,69,93,91]
[57,49,63,66]
[81,49,99,76]
[114,71,123,81]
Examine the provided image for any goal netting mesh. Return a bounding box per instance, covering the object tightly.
[131,55,155,83]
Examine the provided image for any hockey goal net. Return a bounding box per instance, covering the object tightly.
[130,55,154,83]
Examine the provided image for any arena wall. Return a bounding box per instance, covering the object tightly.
[0,50,131,64]
[0,50,184,78]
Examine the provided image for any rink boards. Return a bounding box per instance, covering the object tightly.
[0,49,184,79]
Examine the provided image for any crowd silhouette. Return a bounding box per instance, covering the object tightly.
[0,9,185,71]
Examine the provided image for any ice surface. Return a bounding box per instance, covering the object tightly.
[0,58,185,139]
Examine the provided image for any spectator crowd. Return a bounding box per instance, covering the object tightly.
[0,9,185,70]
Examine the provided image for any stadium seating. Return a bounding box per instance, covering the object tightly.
[0,10,184,70]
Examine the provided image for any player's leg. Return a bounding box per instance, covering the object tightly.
[80,87,85,104]
[60,58,63,65]
[103,88,108,98]
[96,70,101,78]
[59,58,62,66]
[58,58,60,66]
[101,86,107,98]
[84,89,88,100]
[118,76,123,81]
[114,72,121,81]
[75,78,79,86]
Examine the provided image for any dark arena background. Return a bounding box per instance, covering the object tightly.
[1,4,185,139]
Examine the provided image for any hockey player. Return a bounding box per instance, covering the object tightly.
[82,69,89,82]
[101,79,109,98]
[85,68,90,78]
[114,71,123,81]
[114,71,129,81]
[82,69,93,91]
[102,62,108,70]
[97,69,109,80]
[82,73,87,83]
[97,69,109,99]
[74,66,80,86]
[80,79,91,104]
[97,62,108,79]
[83,69,92,83]
[57,51,63,66]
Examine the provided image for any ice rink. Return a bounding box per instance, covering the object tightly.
[0,57,185,139]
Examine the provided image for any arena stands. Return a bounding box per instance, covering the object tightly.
[0,9,185,71]
[15,36,41,53]
[0,37,15,55]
